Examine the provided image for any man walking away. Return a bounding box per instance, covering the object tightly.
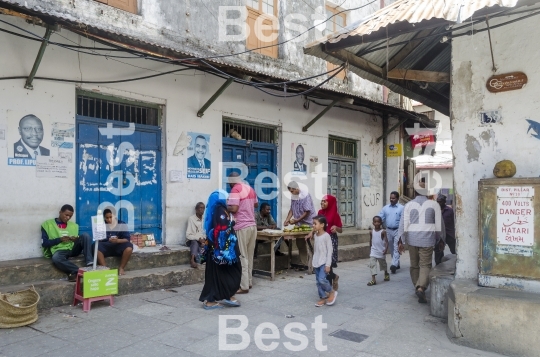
[398,178,445,303]
[378,191,403,274]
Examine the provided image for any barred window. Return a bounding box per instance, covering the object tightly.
[223,118,277,144]
[77,94,159,126]
[329,136,357,158]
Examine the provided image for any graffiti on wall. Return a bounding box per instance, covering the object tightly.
[363,192,380,207]
[526,119,540,139]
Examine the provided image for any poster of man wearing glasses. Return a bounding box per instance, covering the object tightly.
[8,113,50,166]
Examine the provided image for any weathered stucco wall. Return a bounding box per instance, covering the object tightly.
[1,0,384,102]
[0,16,391,261]
[451,15,540,279]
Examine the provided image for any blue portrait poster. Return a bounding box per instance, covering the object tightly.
[186,132,211,179]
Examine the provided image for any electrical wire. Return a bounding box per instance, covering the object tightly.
[199,59,345,87]
[0,17,350,89]
[307,97,382,116]
[0,26,124,51]
[200,58,345,97]
[0,67,195,84]
[0,18,148,59]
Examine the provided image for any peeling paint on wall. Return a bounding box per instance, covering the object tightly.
[79,144,157,192]
[465,135,481,162]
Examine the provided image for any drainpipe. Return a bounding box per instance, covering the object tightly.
[25,25,54,90]
[382,114,388,205]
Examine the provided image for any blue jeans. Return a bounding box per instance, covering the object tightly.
[314,265,332,298]
[51,233,94,275]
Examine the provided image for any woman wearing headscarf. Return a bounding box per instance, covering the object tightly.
[199,190,242,309]
[307,195,342,290]
[284,181,316,271]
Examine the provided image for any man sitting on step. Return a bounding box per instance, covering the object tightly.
[97,208,134,276]
[41,204,94,282]
[186,202,206,269]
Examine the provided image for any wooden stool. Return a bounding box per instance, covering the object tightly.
[72,268,114,312]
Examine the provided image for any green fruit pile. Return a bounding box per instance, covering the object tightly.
[284,224,312,233]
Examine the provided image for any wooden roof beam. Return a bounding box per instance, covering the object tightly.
[323,47,383,77]
[387,69,450,83]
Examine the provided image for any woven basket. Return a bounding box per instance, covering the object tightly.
[0,287,40,328]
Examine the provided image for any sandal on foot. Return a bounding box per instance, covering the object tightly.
[315,299,326,307]
[203,302,224,310]
[221,299,241,307]
[326,291,338,306]
[384,273,390,281]
[367,280,376,286]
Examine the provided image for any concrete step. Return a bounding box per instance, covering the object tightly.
[337,243,371,263]
[0,246,192,286]
[0,264,205,310]
[0,241,371,310]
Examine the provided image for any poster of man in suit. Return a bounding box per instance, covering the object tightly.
[8,113,51,166]
[293,144,307,173]
[186,132,211,179]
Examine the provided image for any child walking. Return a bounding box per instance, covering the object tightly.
[312,215,338,307]
[367,216,389,286]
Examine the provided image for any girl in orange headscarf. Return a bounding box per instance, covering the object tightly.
[309,195,342,290]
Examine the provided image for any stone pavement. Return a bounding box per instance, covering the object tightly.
[0,255,505,357]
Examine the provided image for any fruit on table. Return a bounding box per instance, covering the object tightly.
[283,225,312,233]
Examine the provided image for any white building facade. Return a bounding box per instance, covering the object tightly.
[0,0,420,261]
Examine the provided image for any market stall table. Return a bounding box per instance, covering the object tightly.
[253,230,311,281]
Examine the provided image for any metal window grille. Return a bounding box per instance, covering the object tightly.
[222,118,276,144]
[329,136,357,159]
[77,95,159,126]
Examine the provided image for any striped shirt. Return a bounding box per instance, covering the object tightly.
[397,195,445,248]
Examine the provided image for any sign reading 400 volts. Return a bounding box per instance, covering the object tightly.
[496,186,534,256]
[83,269,119,298]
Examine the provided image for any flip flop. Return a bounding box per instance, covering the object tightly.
[315,299,326,307]
[203,303,224,310]
[221,299,241,307]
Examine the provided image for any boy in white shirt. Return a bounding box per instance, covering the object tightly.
[368,216,389,286]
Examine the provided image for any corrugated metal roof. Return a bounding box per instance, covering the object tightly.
[326,0,520,44]
[0,0,430,120]
[304,0,540,115]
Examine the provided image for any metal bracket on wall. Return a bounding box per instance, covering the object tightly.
[302,98,354,132]
[25,25,54,90]
[376,117,408,143]
[197,75,252,117]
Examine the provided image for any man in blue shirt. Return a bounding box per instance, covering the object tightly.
[378,191,404,274]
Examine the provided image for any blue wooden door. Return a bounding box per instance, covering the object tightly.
[76,117,162,242]
[222,138,277,219]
